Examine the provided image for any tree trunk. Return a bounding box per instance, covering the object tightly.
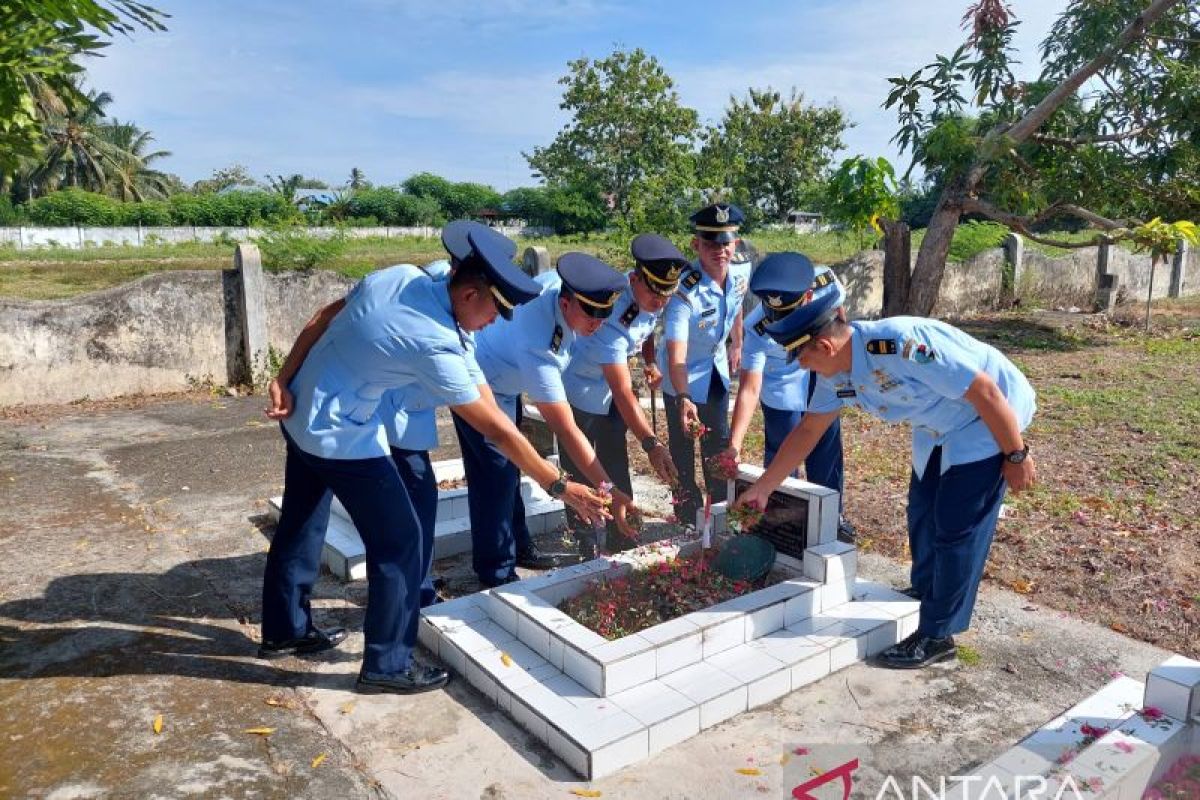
[880,219,912,317]
[907,187,966,316]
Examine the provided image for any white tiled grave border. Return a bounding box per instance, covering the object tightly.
[267,456,565,581]
[946,655,1200,800]
[419,472,921,779]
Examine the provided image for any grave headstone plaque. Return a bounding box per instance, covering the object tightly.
[732,477,809,558]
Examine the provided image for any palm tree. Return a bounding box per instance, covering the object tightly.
[95,119,172,201]
[348,167,368,190]
[266,173,304,204]
[28,86,119,194]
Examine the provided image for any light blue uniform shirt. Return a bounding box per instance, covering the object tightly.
[376,259,482,451]
[282,264,480,459]
[808,317,1036,478]
[474,271,575,418]
[562,282,660,415]
[741,304,809,412]
[657,258,753,398]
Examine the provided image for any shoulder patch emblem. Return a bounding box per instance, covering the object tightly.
[865,338,898,355]
[549,324,563,354]
[753,319,767,337]
[733,276,747,296]
[619,303,639,327]
[682,270,701,290]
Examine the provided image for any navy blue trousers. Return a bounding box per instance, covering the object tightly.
[760,403,845,510]
[559,401,632,536]
[263,429,422,675]
[390,447,440,608]
[451,402,532,585]
[907,447,1007,638]
[664,369,731,525]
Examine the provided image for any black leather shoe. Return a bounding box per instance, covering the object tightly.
[356,664,450,694]
[258,626,348,659]
[479,572,521,589]
[899,586,923,600]
[876,633,956,669]
[837,517,857,544]
[515,544,569,570]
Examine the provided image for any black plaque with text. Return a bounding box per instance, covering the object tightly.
[732,478,809,558]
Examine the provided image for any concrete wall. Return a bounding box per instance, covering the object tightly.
[0,225,553,250]
[0,269,352,406]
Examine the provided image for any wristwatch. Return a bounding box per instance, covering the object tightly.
[1005,444,1030,464]
[641,435,662,453]
[547,471,568,498]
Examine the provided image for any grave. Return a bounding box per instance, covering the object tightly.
[419,464,919,779]
[948,654,1200,799]
[267,455,564,581]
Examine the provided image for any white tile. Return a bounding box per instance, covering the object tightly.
[421,595,487,631]
[442,619,515,655]
[542,673,607,712]
[590,730,649,779]
[555,709,644,753]
[817,578,854,611]
[655,630,703,677]
[746,602,785,640]
[783,588,818,627]
[604,649,658,695]
[438,639,467,676]
[660,661,741,704]
[747,669,792,708]
[554,620,608,652]
[417,619,440,655]
[610,681,693,726]
[517,612,552,660]
[828,636,861,671]
[648,707,700,755]
[1144,672,1195,721]
[700,685,748,729]
[592,634,654,665]
[749,628,827,667]
[802,549,826,583]
[545,726,590,776]
[548,636,565,670]
[790,649,832,689]
[898,611,920,639]
[509,694,549,741]
[707,644,788,684]
[562,644,604,696]
[990,740,1057,779]
[463,657,499,704]
[483,592,518,634]
[702,615,746,658]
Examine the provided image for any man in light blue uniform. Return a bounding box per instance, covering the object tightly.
[659,203,753,525]
[456,252,637,586]
[262,227,609,694]
[736,276,1037,669]
[725,255,845,530]
[561,234,688,553]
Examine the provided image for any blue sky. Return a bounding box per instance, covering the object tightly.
[84,0,1068,191]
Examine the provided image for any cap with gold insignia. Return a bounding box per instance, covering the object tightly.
[630,233,689,296]
[442,219,516,262]
[749,251,818,322]
[465,228,542,320]
[763,267,846,353]
[557,252,626,319]
[689,203,744,243]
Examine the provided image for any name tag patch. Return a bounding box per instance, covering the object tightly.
[836,388,857,398]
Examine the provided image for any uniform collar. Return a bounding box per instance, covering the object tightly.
[551,283,575,349]
[691,258,731,293]
[846,322,871,382]
[433,279,454,318]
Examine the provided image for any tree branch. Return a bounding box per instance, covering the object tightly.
[1031,125,1152,147]
[962,197,1122,248]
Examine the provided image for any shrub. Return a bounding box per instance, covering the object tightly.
[948,220,1009,261]
[24,189,123,225]
[347,187,443,226]
[256,223,347,271]
[117,200,172,226]
[0,194,21,225]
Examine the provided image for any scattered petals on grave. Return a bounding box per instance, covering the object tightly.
[557,550,775,640]
[244,726,276,736]
[705,451,739,481]
[727,502,765,532]
[1144,753,1200,799]
[500,651,513,668]
[152,714,163,734]
[735,768,761,776]
[569,789,603,797]
[311,753,327,769]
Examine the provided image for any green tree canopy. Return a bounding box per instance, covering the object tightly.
[701,88,849,227]
[0,1,166,174]
[885,0,1198,314]
[525,47,700,229]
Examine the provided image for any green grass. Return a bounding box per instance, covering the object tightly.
[956,644,982,667]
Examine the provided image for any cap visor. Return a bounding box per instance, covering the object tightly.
[697,231,737,243]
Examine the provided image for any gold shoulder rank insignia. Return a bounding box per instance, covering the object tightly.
[754,319,767,337]
[682,270,701,290]
[865,339,898,355]
[549,324,563,354]
[619,303,639,327]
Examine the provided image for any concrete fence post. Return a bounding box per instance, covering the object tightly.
[522,246,551,277]
[234,243,270,388]
[1169,240,1188,298]
[1003,232,1024,301]
[1094,241,1118,313]
[16,226,23,251]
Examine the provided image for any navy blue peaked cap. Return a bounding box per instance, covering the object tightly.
[443,219,517,262]
[750,252,818,321]
[465,228,541,320]
[557,252,626,319]
[630,233,688,296]
[689,203,744,242]
[764,267,846,353]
